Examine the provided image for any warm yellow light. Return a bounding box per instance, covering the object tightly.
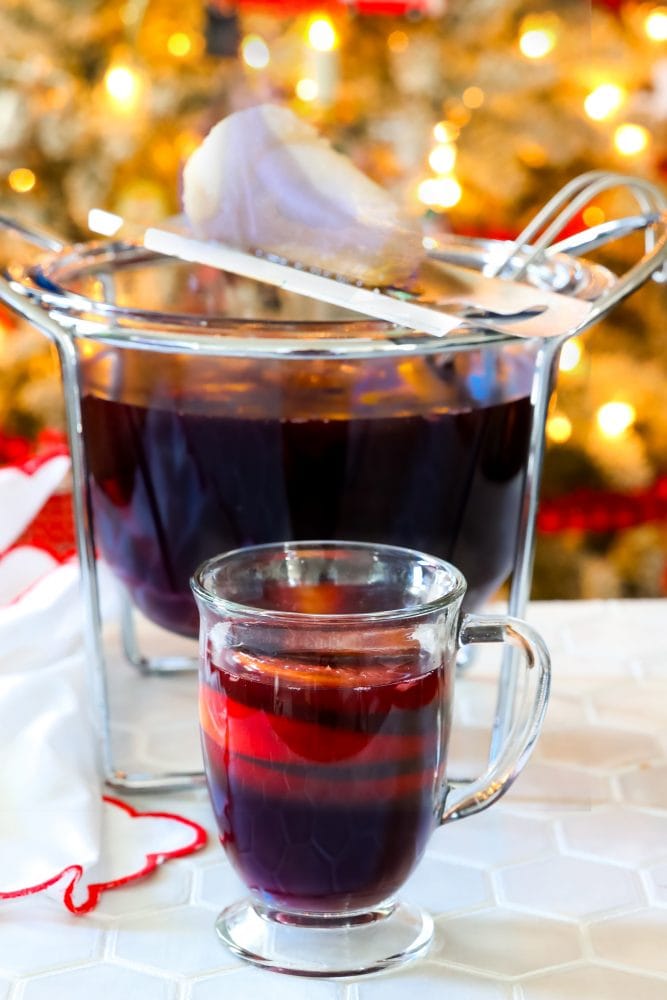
[596,401,636,438]
[433,120,459,143]
[584,83,626,121]
[462,86,485,109]
[296,77,319,101]
[387,29,409,53]
[519,27,557,59]
[559,338,583,373]
[167,32,192,57]
[546,413,572,444]
[151,137,178,173]
[614,122,651,157]
[417,176,462,209]
[105,66,137,102]
[428,143,457,175]
[582,205,606,228]
[8,167,36,194]
[104,64,143,111]
[307,16,338,52]
[241,34,270,69]
[645,7,667,41]
[448,105,472,128]
[517,140,548,168]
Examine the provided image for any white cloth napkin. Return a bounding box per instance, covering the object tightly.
[0,454,206,910]
[0,556,102,895]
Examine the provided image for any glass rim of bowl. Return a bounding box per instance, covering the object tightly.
[190,539,468,625]
[6,234,615,360]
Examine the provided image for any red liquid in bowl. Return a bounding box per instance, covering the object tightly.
[81,351,534,635]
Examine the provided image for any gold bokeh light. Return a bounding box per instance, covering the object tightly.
[596,401,636,438]
[307,16,338,52]
[546,413,573,444]
[584,83,626,121]
[433,121,459,143]
[645,7,667,41]
[167,32,192,57]
[519,27,557,59]
[296,78,318,102]
[241,34,270,69]
[417,176,462,209]
[559,338,583,373]
[462,86,485,109]
[387,30,409,53]
[428,143,457,175]
[8,167,36,193]
[614,122,651,156]
[582,205,606,228]
[104,63,144,113]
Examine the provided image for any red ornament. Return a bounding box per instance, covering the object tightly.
[592,0,625,12]
[538,475,667,534]
[229,0,434,13]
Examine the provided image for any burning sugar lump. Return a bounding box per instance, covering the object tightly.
[181,103,423,287]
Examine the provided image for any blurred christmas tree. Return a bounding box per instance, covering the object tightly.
[1,0,666,597]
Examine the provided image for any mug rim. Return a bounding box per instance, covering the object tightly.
[190,539,467,625]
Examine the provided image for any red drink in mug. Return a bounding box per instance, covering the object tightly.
[192,541,550,978]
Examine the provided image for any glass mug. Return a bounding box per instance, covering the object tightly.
[191,541,550,978]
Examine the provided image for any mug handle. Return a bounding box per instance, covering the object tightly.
[439,614,551,825]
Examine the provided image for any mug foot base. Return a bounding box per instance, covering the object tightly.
[215,898,434,978]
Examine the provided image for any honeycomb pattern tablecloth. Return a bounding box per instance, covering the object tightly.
[1,599,666,999]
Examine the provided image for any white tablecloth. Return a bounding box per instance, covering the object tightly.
[1,599,666,1000]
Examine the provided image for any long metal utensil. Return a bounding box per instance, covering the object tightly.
[88,210,594,340]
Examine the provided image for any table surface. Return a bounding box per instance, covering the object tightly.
[2,598,667,999]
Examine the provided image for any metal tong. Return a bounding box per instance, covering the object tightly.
[487,169,667,314]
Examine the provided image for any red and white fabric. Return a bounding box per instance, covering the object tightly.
[0,448,206,913]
